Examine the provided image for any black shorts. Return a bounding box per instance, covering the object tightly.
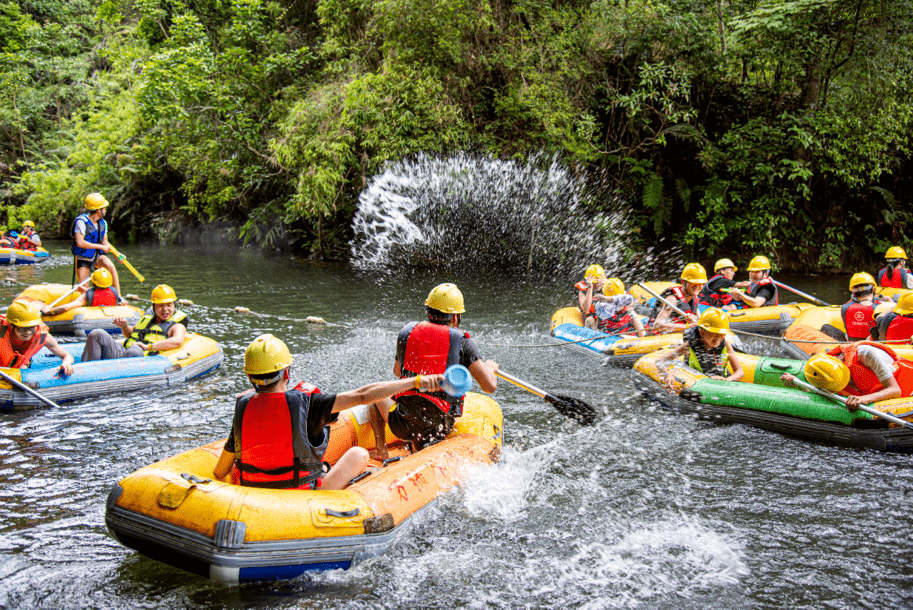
[75,257,97,269]
[387,394,455,449]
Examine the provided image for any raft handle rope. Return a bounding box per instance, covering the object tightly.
[730,327,913,345]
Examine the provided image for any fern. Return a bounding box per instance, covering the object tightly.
[643,173,666,233]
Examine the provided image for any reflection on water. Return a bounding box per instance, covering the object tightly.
[0,242,910,610]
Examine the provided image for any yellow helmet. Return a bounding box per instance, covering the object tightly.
[244,334,293,379]
[91,268,113,288]
[84,193,109,210]
[6,300,43,328]
[714,258,737,273]
[803,354,850,393]
[602,278,625,297]
[22,220,35,229]
[150,284,177,304]
[747,256,772,272]
[425,283,465,314]
[584,264,606,281]
[885,246,907,260]
[895,293,913,316]
[874,301,896,319]
[848,272,875,291]
[680,262,708,284]
[697,307,730,335]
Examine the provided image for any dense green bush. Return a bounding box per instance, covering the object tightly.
[2,0,912,269]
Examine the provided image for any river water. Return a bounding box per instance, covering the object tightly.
[0,241,910,610]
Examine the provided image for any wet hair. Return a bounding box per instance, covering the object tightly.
[425,306,454,324]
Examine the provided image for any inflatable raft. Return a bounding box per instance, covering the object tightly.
[0,333,223,411]
[633,349,913,452]
[550,306,681,368]
[0,246,50,265]
[630,280,814,335]
[780,305,913,361]
[105,393,503,584]
[14,283,142,338]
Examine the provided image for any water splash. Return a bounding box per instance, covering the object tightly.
[350,152,679,279]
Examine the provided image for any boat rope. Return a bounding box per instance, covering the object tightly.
[122,294,350,327]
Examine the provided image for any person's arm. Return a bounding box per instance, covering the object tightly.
[655,343,689,389]
[146,323,187,352]
[469,359,498,393]
[44,335,75,376]
[846,348,903,407]
[332,374,444,412]
[723,337,743,382]
[213,448,235,480]
[848,375,901,408]
[729,288,766,308]
[42,294,88,316]
[113,317,135,339]
[578,283,594,313]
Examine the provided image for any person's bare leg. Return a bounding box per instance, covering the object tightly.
[368,398,394,460]
[321,447,369,490]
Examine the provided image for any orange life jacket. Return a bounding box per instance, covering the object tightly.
[230,383,328,489]
[0,317,48,368]
[827,341,913,397]
[395,321,467,416]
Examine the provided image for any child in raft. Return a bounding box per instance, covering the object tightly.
[655,307,744,390]
[592,278,646,337]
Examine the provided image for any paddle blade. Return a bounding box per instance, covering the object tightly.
[544,393,597,425]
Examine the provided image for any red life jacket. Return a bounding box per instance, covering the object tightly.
[598,311,635,333]
[883,313,913,345]
[230,383,328,489]
[15,237,37,251]
[827,341,913,397]
[575,280,595,315]
[85,287,119,307]
[0,316,49,368]
[840,299,876,341]
[877,267,909,288]
[747,277,779,306]
[698,275,734,308]
[395,321,467,415]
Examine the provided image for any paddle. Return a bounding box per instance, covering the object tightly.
[46,276,92,310]
[108,246,145,283]
[788,376,913,429]
[495,370,596,425]
[634,282,693,321]
[0,369,61,409]
[772,280,831,307]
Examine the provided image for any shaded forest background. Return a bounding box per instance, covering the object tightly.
[1,0,911,270]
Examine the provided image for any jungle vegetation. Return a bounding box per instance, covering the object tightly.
[2,0,912,269]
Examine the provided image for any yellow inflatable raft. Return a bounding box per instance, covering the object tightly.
[14,283,142,338]
[105,393,503,584]
[550,306,681,368]
[780,306,913,361]
[0,246,49,265]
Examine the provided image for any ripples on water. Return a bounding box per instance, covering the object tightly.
[0,242,911,605]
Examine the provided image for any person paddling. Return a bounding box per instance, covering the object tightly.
[212,334,445,490]
[655,307,743,389]
[0,301,75,377]
[41,269,125,317]
[650,263,706,331]
[72,193,121,295]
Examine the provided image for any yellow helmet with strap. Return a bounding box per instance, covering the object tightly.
[84,193,109,210]
[697,307,729,334]
[425,283,465,314]
[602,278,625,296]
[680,262,707,284]
[747,256,772,272]
[714,258,737,273]
[803,354,850,393]
[885,246,907,260]
[6,300,43,328]
[848,272,875,291]
[150,285,177,304]
[22,220,35,229]
[92,268,113,288]
[895,293,913,316]
[244,334,293,382]
[584,264,606,281]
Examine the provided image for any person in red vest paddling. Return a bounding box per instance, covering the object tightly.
[786,343,913,409]
[0,301,75,376]
[368,283,499,459]
[41,269,124,317]
[212,334,445,490]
